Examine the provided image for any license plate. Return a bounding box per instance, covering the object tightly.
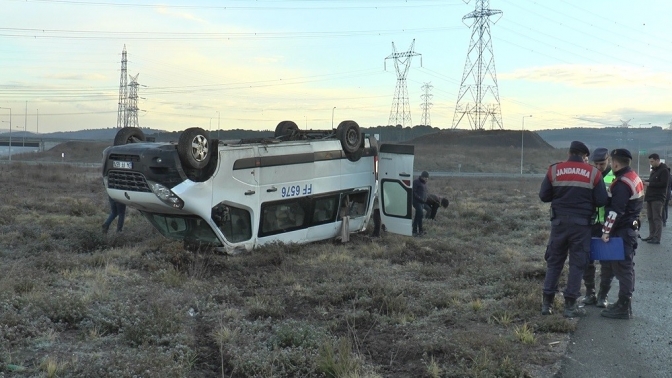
[113,161,133,169]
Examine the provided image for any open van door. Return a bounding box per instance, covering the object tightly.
[377,144,414,236]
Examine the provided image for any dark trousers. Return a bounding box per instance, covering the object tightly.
[582,223,604,293]
[412,201,424,233]
[646,200,664,241]
[543,217,591,299]
[600,227,637,297]
[424,203,439,220]
[103,197,127,232]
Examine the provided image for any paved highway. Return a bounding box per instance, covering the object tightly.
[557,221,672,378]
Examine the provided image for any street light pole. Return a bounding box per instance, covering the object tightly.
[216,111,220,139]
[521,115,532,175]
[637,123,651,175]
[0,107,11,161]
[331,106,336,129]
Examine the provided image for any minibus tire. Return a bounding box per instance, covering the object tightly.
[336,121,362,154]
[275,121,299,138]
[178,127,211,170]
[346,148,363,162]
[113,127,146,146]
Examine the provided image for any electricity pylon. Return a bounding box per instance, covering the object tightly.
[452,0,504,130]
[420,83,433,127]
[116,45,128,128]
[126,74,140,128]
[385,39,422,127]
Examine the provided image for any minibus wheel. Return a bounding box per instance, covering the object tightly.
[274,121,299,138]
[178,127,211,169]
[336,120,362,154]
[346,148,363,162]
[113,127,146,146]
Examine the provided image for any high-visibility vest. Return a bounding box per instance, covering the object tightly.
[595,169,617,224]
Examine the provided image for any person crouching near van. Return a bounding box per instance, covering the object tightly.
[424,193,449,220]
[412,171,430,236]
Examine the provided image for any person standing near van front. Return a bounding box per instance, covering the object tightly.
[102,196,126,234]
[641,153,669,244]
[412,171,429,236]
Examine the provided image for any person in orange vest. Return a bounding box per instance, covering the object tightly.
[599,149,644,319]
[539,141,608,318]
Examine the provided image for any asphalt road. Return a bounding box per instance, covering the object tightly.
[557,220,672,378]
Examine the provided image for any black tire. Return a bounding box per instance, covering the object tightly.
[178,127,211,170]
[336,121,362,154]
[274,121,299,138]
[114,127,146,146]
[345,148,363,162]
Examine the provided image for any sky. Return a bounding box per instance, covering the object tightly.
[1,0,672,134]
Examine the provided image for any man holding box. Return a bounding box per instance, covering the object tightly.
[582,148,617,306]
[599,149,644,319]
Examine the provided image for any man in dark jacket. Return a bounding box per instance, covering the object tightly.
[412,171,429,236]
[539,141,608,318]
[599,148,644,319]
[641,153,670,244]
[424,194,449,220]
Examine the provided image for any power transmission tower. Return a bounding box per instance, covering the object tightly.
[116,45,128,128]
[385,39,422,127]
[452,0,504,130]
[420,82,433,127]
[126,74,140,128]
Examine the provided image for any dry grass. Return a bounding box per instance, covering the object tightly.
[0,155,574,377]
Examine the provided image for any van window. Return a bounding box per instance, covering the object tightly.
[339,190,370,219]
[381,180,411,217]
[312,196,338,225]
[142,212,222,246]
[260,200,308,236]
[212,203,252,243]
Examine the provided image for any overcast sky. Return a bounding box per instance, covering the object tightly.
[1,0,671,134]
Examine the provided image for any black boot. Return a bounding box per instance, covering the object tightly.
[601,295,632,319]
[582,284,597,305]
[563,297,586,318]
[596,284,610,308]
[541,293,555,315]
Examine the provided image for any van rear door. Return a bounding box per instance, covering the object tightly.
[377,144,414,236]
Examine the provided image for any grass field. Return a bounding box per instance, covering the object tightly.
[0,156,581,377]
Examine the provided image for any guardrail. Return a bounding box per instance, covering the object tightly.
[0,160,101,168]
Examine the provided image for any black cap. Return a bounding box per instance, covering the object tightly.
[420,171,429,178]
[591,147,609,162]
[570,141,590,156]
[611,148,632,160]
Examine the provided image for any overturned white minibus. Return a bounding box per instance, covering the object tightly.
[102,120,414,253]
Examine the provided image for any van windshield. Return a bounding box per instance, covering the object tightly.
[140,212,223,246]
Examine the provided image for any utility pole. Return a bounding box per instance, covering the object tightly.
[452,0,504,130]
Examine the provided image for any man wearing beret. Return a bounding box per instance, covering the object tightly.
[641,153,670,245]
[599,148,644,319]
[539,141,608,317]
[582,147,617,306]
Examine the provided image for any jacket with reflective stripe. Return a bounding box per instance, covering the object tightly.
[606,167,643,231]
[595,167,616,224]
[539,156,608,219]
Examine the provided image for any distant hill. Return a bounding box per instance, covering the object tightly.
[409,129,554,149]
[537,127,672,158]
